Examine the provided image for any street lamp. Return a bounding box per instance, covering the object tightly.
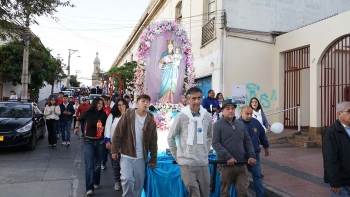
[67,49,79,88]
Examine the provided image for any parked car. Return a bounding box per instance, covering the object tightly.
[48,93,59,101]
[62,91,72,97]
[89,94,101,103]
[0,101,46,151]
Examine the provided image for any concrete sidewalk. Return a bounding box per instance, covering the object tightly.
[256,144,328,197]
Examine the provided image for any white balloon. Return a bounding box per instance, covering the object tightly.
[270,122,284,134]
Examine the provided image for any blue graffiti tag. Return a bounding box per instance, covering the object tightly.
[238,83,277,109]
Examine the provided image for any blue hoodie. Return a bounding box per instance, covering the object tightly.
[201,97,220,115]
[239,117,269,157]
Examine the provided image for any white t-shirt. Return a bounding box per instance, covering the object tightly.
[104,115,121,139]
[135,112,146,159]
[9,95,18,101]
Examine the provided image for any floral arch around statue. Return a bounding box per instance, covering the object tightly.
[133,21,196,104]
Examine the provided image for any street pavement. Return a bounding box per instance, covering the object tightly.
[0,126,122,197]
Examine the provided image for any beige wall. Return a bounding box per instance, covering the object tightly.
[224,36,279,124]
[275,10,350,127]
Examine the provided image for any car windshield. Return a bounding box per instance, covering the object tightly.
[89,95,100,100]
[0,103,32,118]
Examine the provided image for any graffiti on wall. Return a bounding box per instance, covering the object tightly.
[231,83,277,110]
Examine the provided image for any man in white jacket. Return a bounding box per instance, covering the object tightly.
[167,87,213,197]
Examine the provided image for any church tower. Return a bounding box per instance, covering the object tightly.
[91,52,101,87]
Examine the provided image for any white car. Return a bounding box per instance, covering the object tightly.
[89,94,101,103]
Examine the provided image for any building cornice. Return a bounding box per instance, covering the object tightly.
[110,0,166,68]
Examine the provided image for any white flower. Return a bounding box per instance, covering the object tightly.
[145,41,151,47]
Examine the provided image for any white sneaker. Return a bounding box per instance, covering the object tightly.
[94,185,99,189]
[114,182,121,191]
[61,141,66,146]
[85,190,93,196]
[66,141,70,146]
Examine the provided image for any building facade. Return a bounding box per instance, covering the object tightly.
[110,0,350,134]
[91,52,101,87]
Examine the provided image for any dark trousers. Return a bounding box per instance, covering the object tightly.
[80,120,86,134]
[101,145,108,165]
[73,116,77,129]
[46,119,57,145]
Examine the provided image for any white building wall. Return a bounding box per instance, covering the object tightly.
[223,0,350,32]
[38,82,62,101]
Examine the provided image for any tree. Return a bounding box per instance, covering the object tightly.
[69,75,80,87]
[46,57,67,94]
[0,0,74,40]
[107,61,137,91]
[0,37,64,98]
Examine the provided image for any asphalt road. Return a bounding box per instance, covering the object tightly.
[0,127,122,197]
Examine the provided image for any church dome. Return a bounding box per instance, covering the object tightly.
[93,52,100,64]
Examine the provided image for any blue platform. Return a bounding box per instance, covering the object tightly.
[142,154,236,197]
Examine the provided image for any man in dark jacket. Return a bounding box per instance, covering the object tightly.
[322,101,350,196]
[212,99,256,197]
[201,89,220,115]
[59,94,75,146]
[239,105,269,197]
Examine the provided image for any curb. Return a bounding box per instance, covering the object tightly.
[249,178,294,197]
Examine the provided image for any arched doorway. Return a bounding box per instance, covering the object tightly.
[320,34,350,128]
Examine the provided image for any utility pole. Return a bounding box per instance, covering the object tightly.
[21,16,30,100]
[67,49,78,88]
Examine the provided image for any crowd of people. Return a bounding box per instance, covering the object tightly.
[41,86,350,197]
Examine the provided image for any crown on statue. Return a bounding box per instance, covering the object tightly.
[175,46,180,49]
[167,40,174,44]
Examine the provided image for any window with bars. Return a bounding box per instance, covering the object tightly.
[202,17,215,46]
[176,1,182,24]
[208,0,216,20]
[202,0,216,46]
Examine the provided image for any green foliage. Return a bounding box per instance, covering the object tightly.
[69,75,80,87]
[0,0,74,40]
[0,37,63,97]
[107,61,137,90]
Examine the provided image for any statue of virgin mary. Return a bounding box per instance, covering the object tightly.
[158,40,179,103]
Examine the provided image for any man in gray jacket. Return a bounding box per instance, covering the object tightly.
[212,99,256,197]
[168,87,213,197]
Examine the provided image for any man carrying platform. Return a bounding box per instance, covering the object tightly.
[167,87,213,197]
[212,99,256,197]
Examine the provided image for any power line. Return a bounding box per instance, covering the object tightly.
[56,10,225,22]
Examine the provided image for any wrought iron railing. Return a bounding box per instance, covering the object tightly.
[265,106,301,131]
[202,17,215,46]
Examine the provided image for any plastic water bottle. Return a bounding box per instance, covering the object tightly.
[96,120,102,137]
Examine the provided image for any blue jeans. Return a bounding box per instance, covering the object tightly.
[84,140,104,192]
[247,154,264,197]
[60,121,72,142]
[329,185,350,197]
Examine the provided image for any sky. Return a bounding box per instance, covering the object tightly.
[30,0,151,87]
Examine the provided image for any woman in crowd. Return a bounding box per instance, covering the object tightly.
[104,98,129,191]
[44,98,61,147]
[74,98,108,196]
[216,92,224,108]
[249,97,271,132]
[73,100,79,130]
